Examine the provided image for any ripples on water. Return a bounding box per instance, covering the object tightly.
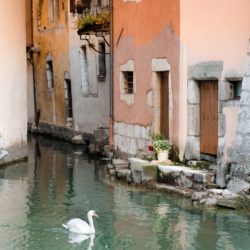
[0,135,250,250]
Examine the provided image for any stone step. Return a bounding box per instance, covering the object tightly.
[158,165,215,191]
[112,159,130,170]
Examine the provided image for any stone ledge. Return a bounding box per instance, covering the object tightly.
[153,183,193,198]
[0,146,28,168]
[158,165,215,190]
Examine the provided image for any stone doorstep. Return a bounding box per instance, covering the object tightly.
[158,165,215,186]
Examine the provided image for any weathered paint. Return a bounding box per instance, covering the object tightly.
[68,10,110,133]
[113,0,180,150]
[33,0,70,126]
[0,1,27,150]
[223,106,239,163]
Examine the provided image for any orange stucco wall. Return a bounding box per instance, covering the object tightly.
[113,0,180,146]
[33,0,70,126]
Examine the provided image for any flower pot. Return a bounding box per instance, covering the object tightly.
[157,151,169,162]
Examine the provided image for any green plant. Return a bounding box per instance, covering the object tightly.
[152,133,164,141]
[152,139,171,153]
[152,133,172,153]
[77,12,110,31]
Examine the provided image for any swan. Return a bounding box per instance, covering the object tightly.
[62,210,98,234]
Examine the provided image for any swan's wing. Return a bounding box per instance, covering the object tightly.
[66,218,90,234]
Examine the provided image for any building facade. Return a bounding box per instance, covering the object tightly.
[0,0,27,162]
[112,0,250,170]
[68,0,111,135]
[29,0,110,142]
[30,0,71,132]
[112,0,180,156]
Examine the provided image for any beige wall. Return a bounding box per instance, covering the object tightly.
[0,0,27,149]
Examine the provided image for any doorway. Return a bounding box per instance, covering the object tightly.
[64,77,73,128]
[200,81,218,155]
[159,71,169,139]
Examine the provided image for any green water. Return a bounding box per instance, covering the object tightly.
[0,136,250,250]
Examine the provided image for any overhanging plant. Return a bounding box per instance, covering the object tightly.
[77,12,110,32]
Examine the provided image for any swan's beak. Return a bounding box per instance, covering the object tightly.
[94,212,99,218]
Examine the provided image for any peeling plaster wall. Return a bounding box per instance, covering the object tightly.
[0,0,27,151]
[113,0,180,155]
[33,0,70,127]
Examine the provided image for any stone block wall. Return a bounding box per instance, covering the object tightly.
[229,49,250,191]
[114,122,151,155]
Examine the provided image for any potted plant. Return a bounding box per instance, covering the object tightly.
[152,133,172,162]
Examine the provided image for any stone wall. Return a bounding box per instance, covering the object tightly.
[114,122,151,155]
[228,45,250,193]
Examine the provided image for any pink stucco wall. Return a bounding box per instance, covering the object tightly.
[180,0,250,73]
[113,0,180,147]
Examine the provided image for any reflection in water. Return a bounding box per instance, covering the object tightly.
[68,232,95,248]
[0,135,250,250]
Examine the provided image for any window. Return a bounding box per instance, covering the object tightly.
[229,80,242,100]
[123,71,134,94]
[98,42,106,80]
[48,0,59,22]
[46,54,54,90]
[80,46,89,95]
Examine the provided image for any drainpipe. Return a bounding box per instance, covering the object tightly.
[109,0,114,147]
[30,0,39,128]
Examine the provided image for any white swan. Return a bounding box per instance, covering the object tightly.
[62,210,98,234]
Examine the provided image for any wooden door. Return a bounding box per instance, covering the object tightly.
[200,81,218,155]
[160,72,169,139]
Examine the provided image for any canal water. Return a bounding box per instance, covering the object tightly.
[0,136,250,250]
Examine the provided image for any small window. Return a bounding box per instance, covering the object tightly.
[230,80,242,99]
[46,55,54,90]
[98,42,106,80]
[80,46,89,95]
[123,71,134,94]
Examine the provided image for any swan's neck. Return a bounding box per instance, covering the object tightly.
[87,214,95,233]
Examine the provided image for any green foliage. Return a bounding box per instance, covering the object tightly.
[152,139,171,153]
[152,133,164,141]
[152,133,171,153]
[77,12,110,31]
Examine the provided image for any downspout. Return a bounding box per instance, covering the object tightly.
[30,0,39,127]
[109,0,114,147]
